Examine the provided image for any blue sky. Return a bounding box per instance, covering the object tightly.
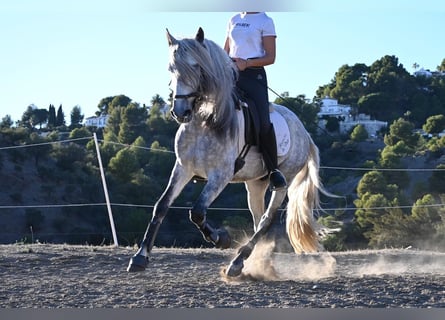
[1,0,444,123]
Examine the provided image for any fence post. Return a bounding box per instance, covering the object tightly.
[93,133,118,247]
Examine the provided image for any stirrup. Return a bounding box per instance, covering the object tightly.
[269,169,287,191]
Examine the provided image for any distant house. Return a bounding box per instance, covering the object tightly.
[84,114,109,128]
[318,96,351,117]
[413,68,433,78]
[413,67,445,78]
[317,96,387,136]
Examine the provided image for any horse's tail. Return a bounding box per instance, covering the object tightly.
[286,139,333,253]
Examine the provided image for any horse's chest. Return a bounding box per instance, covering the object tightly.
[176,128,235,167]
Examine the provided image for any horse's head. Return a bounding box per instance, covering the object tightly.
[166,28,207,123]
[165,27,238,135]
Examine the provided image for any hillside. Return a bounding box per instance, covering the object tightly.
[1,135,440,248]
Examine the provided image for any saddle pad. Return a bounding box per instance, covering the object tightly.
[270,110,291,156]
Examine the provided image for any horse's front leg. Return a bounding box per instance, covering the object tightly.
[127,162,191,272]
[189,173,232,249]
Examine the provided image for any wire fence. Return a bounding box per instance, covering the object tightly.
[1,135,444,243]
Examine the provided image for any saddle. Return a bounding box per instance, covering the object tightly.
[234,95,260,173]
[234,96,291,174]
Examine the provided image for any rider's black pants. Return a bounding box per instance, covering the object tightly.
[236,67,278,171]
[236,66,270,134]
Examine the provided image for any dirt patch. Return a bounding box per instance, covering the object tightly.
[1,244,445,307]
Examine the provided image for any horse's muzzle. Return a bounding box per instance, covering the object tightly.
[170,93,199,123]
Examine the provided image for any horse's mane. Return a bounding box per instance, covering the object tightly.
[169,36,239,137]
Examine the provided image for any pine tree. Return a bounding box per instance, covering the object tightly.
[56,104,65,127]
[48,104,56,128]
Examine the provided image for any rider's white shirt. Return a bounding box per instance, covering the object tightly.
[226,12,276,60]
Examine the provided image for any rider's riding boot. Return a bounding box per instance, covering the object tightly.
[260,123,287,191]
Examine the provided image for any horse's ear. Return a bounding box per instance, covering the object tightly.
[195,27,204,44]
[166,28,178,46]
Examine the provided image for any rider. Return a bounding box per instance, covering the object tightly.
[224,12,287,190]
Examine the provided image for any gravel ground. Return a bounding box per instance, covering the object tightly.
[1,243,445,308]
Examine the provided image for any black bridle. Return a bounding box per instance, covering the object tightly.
[169,90,203,122]
[172,92,201,100]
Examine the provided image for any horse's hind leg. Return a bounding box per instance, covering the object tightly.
[226,188,287,277]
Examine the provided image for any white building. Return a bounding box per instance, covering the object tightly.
[413,68,433,78]
[84,114,109,128]
[318,97,387,136]
[318,96,351,117]
[413,67,445,78]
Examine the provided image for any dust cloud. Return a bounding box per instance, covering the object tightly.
[224,243,445,282]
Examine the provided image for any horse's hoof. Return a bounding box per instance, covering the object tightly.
[225,260,243,277]
[216,228,231,249]
[126,254,148,272]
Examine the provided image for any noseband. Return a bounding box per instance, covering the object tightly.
[173,92,201,100]
[170,91,203,122]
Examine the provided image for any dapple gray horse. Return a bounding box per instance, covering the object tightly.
[127,28,331,277]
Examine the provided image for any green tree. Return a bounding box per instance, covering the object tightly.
[357,92,391,121]
[51,142,87,170]
[355,193,391,231]
[411,194,441,225]
[356,171,388,199]
[110,95,132,109]
[327,63,369,105]
[384,117,418,150]
[423,114,445,135]
[144,140,175,183]
[350,124,368,142]
[367,208,412,248]
[118,103,148,144]
[96,96,114,116]
[367,194,443,249]
[27,132,51,165]
[70,105,84,129]
[146,103,178,148]
[428,164,445,194]
[56,104,65,127]
[273,94,319,135]
[378,146,410,191]
[367,55,413,94]
[151,94,166,107]
[0,115,13,129]
[19,105,48,129]
[130,136,150,167]
[437,58,445,72]
[324,116,340,133]
[108,147,139,181]
[48,104,56,128]
[69,127,92,146]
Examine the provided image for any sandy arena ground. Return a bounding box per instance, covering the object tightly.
[1,243,445,308]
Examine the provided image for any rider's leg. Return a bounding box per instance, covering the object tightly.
[236,67,287,190]
[259,123,287,191]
